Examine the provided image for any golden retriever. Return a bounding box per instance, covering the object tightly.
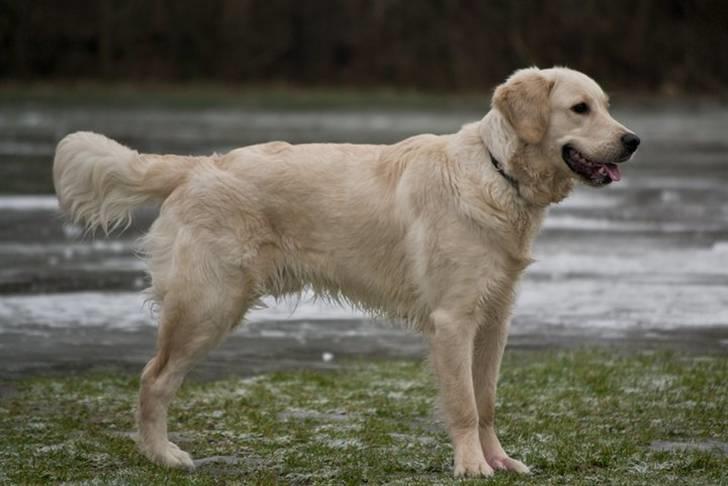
[53,67,639,477]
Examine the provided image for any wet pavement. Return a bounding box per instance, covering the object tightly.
[0,102,727,378]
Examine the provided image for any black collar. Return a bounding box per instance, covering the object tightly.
[488,150,520,195]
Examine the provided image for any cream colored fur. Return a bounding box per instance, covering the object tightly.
[53,67,637,477]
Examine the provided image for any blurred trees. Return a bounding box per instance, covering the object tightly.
[0,0,726,92]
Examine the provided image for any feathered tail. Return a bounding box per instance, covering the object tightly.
[53,131,197,232]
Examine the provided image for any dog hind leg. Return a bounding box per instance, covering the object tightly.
[136,237,252,468]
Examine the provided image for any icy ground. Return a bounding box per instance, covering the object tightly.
[1,104,727,376]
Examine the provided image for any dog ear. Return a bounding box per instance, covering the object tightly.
[493,68,554,145]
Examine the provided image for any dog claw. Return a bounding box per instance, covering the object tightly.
[454,460,494,477]
[142,440,195,470]
[488,456,531,474]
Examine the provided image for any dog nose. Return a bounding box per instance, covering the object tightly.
[621,133,640,154]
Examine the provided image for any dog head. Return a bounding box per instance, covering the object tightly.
[493,67,639,188]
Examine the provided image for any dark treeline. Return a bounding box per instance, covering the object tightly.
[1,0,727,92]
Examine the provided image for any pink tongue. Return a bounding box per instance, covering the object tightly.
[604,163,621,181]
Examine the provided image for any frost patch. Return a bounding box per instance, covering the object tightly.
[278,408,352,422]
[389,433,436,446]
[325,438,363,449]
[650,440,728,455]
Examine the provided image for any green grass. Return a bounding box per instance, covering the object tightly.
[1,350,726,485]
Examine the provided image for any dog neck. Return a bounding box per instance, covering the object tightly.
[479,110,574,207]
[479,110,519,174]
[488,150,520,195]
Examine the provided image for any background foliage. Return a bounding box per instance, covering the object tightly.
[1,0,726,92]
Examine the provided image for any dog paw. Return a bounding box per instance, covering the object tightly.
[143,440,195,470]
[454,458,494,478]
[453,446,494,478]
[487,455,530,474]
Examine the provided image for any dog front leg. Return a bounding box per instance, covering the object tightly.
[472,317,530,473]
[429,309,493,477]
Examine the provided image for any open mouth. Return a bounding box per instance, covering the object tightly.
[562,145,621,186]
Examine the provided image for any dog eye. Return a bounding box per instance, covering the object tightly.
[571,102,589,114]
